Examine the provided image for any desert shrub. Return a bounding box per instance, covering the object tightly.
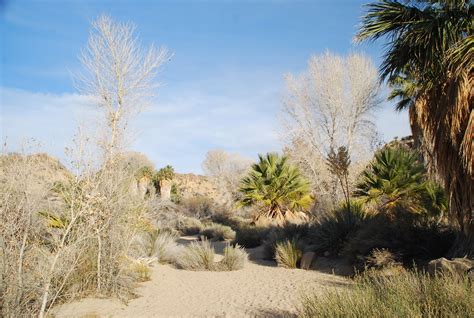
[125,257,154,282]
[180,195,215,218]
[233,224,271,248]
[176,240,216,271]
[152,231,181,264]
[176,216,203,235]
[201,223,236,241]
[342,215,456,267]
[218,244,248,271]
[210,212,248,230]
[275,240,302,269]
[299,270,473,318]
[305,201,370,255]
[365,248,401,269]
[262,222,312,260]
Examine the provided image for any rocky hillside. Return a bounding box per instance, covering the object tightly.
[173,173,225,203]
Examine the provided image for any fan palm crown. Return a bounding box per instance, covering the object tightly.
[238,153,313,221]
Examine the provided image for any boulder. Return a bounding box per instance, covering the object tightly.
[427,257,474,276]
[300,252,315,270]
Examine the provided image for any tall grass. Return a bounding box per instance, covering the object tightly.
[275,240,302,269]
[300,271,473,318]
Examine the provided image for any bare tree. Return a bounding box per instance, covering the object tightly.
[280,52,381,210]
[76,15,171,161]
[202,149,253,204]
[73,15,170,302]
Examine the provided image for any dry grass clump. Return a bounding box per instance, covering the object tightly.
[299,270,474,318]
[275,240,302,269]
[218,244,248,271]
[176,216,203,235]
[175,240,216,271]
[201,223,236,241]
[175,240,248,271]
[366,248,401,269]
[151,231,181,264]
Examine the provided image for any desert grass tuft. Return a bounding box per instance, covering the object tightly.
[176,240,216,271]
[275,239,302,269]
[299,270,474,318]
[218,244,248,271]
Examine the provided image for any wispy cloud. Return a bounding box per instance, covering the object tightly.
[0,85,281,173]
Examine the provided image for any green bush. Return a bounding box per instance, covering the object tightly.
[275,239,302,269]
[233,224,271,248]
[342,215,456,266]
[262,222,311,260]
[299,271,473,317]
[176,216,203,235]
[306,201,370,255]
[176,240,216,271]
[210,212,247,230]
[200,223,236,241]
[218,244,248,271]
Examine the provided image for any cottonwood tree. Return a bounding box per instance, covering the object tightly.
[73,15,170,299]
[202,149,253,203]
[280,52,382,210]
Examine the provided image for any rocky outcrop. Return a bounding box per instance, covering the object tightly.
[427,257,474,276]
[173,173,226,204]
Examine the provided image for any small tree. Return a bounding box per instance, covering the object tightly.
[326,146,351,210]
[238,153,313,222]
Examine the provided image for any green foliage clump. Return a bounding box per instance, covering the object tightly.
[154,165,175,181]
[354,146,447,216]
[275,240,302,269]
[299,271,474,318]
[170,183,182,204]
[307,200,370,255]
[238,153,313,221]
[200,223,236,241]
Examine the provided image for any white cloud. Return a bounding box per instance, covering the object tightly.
[0,84,411,174]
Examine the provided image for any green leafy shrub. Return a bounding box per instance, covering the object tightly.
[218,244,248,271]
[176,240,216,271]
[275,239,302,269]
[299,271,473,317]
[342,215,456,266]
[176,216,203,235]
[233,224,271,248]
[201,223,236,241]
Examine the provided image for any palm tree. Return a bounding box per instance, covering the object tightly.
[354,146,447,217]
[238,153,313,222]
[358,0,473,255]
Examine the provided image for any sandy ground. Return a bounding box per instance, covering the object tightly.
[52,237,349,318]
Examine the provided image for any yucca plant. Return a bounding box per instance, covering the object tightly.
[238,153,313,222]
[357,0,473,255]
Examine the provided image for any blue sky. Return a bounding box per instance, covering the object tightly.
[0,0,411,173]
